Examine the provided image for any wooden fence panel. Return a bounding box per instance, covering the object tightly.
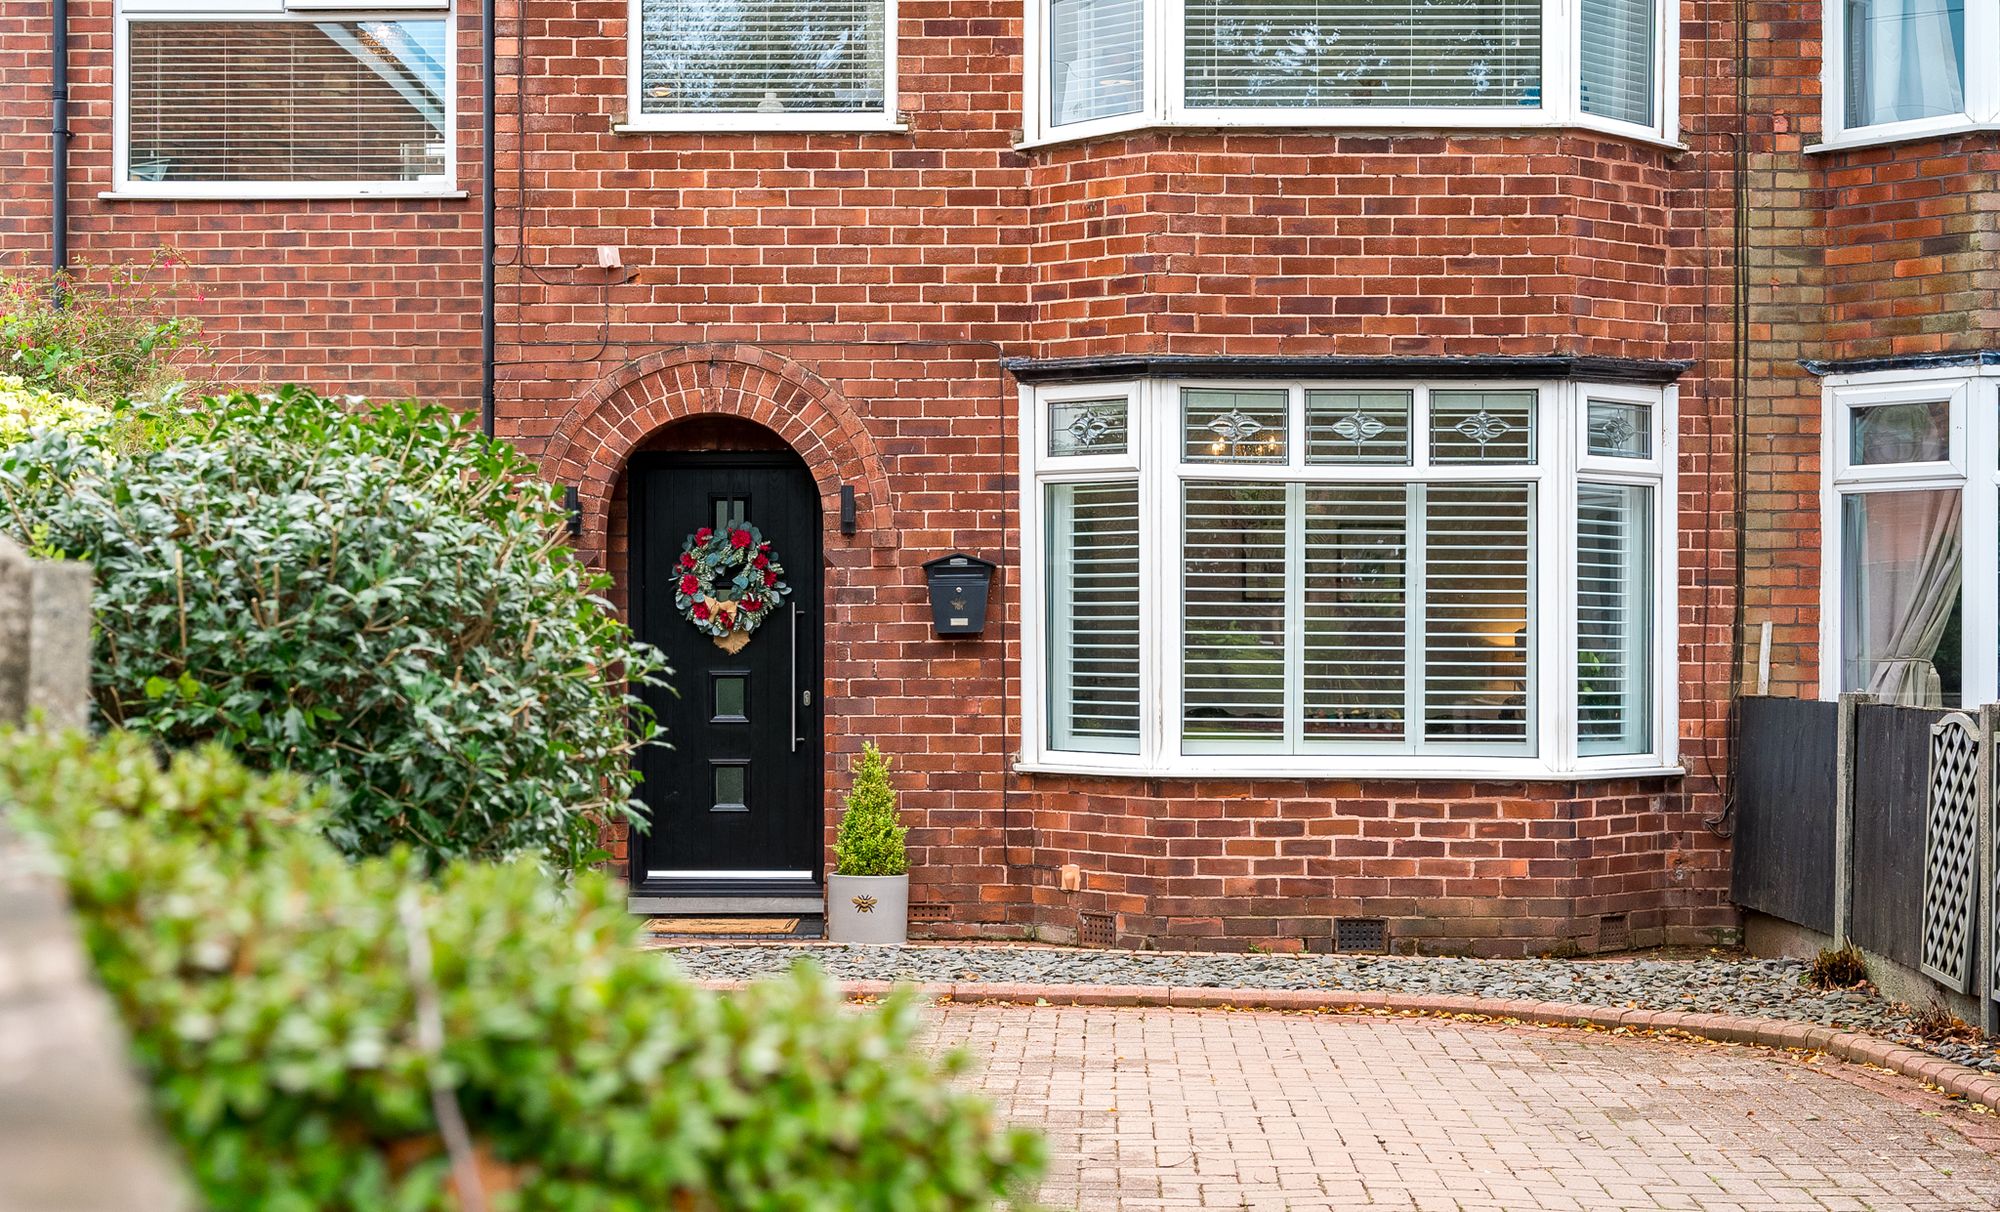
[1850,703,1950,971]
[1731,696,1838,933]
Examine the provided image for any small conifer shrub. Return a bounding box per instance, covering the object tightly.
[833,742,909,877]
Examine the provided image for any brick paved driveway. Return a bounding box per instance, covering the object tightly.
[931,1005,2000,1211]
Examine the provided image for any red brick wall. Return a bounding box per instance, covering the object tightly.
[0,0,483,404]
[0,0,1768,953]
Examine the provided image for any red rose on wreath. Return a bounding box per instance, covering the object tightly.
[674,521,792,651]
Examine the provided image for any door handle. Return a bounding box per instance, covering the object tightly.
[790,602,799,754]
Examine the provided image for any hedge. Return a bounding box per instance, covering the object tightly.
[0,387,666,869]
[1,730,1044,1211]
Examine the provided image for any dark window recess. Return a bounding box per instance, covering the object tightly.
[711,672,748,723]
[711,761,748,813]
[1078,911,1117,948]
[1333,917,1388,954]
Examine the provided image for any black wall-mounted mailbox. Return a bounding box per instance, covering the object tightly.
[922,553,997,636]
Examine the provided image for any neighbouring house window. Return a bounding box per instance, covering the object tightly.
[119,8,452,191]
[1844,0,1966,129]
[1028,0,1671,142]
[1825,377,1983,708]
[634,0,892,125]
[1028,381,1675,775]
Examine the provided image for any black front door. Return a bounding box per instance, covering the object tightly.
[629,452,822,899]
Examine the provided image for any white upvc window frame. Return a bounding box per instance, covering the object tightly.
[618,0,904,134]
[109,0,460,200]
[1020,377,1680,781]
[1814,0,2000,153]
[1020,0,1680,150]
[1819,368,2000,706]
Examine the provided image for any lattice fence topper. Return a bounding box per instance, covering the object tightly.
[1923,713,1981,994]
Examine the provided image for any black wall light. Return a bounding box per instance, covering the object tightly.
[840,485,857,535]
[563,486,583,539]
[922,553,997,636]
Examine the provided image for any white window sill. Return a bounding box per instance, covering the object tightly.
[1016,117,1684,155]
[1014,757,1687,783]
[1807,118,2000,155]
[614,117,909,136]
[101,188,468,202]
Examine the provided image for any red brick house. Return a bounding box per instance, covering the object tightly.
[2,0,1987,955]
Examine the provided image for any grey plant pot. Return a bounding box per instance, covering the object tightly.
[826,874,909,945]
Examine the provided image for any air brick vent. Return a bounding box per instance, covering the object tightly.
[1334,917,1388,954]
[1079,912,1117,948]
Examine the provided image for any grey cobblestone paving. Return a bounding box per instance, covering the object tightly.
[928,1006,2000,1211]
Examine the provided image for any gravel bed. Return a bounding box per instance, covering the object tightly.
[658,943,2000,1073]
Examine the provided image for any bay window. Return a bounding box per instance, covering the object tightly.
[114,0,453,196]
[627,0,897,130]
[1025,379,1677,777]
[1026,0,1674,144]
[1822,372,2000,708]
[1824,0,2000,146]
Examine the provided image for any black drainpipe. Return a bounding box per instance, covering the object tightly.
[478,0,496,437]
[51,0,70,282]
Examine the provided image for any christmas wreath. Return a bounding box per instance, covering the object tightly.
[675,523,791,652]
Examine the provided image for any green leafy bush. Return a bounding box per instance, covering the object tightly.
[0,386,666,868]
[833,743,908,877]
[0,372,108,447]
[1,252,206,406]
[1,731,1043,1211]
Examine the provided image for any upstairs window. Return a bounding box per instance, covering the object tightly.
[115,0,453,196]
[1827,0,2000,144]
[629,0,897,130]
[1027,0,1674,144]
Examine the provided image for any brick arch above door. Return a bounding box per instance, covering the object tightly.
[543,346,897,563]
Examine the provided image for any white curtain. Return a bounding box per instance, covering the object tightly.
[1847,0,1965,127]
[1844,489,1962,707]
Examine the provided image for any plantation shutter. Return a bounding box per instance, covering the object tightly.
[125,20,448,184]
[1579,0,1655,125]
[1181,0,1543,110]
[1303,487,1409,740]
[1421,484,1532,744]
[637,0,887,115]
[1577,484,1654,754]
[1046,482,1142,753]
[1049,0,1145,126]
[1182,483,1288,746]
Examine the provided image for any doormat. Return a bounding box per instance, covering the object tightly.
[644,917,801,936]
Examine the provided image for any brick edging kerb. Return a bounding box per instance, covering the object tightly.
[693,980,2000,1112]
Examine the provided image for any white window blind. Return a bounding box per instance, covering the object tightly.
[1844,0,1966,128]
[1577,483,1653,754]
[1579,0,1654,126]
[637,0,887,116]
[1050,0,1144,126]
[1183,483,1289,745]
[1422,484,1532,744]
[1046,482,1143,752]
[125,19,448,184]
[1303,486,1409,740]
[1182,0,1543,110]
